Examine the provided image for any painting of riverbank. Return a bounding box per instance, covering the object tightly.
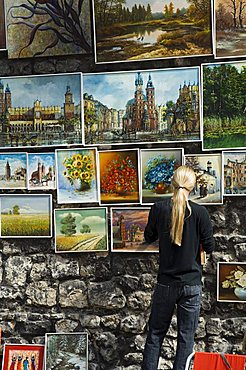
[92,0,212,63]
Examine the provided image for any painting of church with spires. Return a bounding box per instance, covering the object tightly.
[83,67,200,145]
[0,73,82,149]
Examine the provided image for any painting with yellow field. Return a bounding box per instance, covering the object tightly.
[0,194,52,237]
[55,207,108,253]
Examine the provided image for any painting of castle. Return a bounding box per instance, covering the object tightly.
[185,154,222,204]
[223,151,246,195]
[0,152,27,189]
[111,208,159,252]
[28,153,56,190]
[83,67,200,145]
[0,73,82,148]
[0,0,6,50]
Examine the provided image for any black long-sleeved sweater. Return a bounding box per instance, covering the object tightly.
[144,198,215,285]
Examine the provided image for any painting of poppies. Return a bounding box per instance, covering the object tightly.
[111,208,158,252]
[5,0,92,58]
[0,0,6,50]
[217,262,246,303]
[2,344,44,370]
[98,149,140,205]
[141,148,183,204]
[92,0,212,63]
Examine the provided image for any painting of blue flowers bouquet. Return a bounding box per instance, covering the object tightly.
[141,149,183,204]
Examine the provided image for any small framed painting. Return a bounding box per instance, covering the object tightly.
[45,332,88,370]
[27,152,56,190]
[2,344,44,370]
[217,262,246,303]
[0,152,27,189]
[111,207,158,252]
[55,207,108,253]
[223,151,246,196]
[0,194,52,238]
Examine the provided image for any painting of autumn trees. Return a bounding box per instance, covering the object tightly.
[92,0,212,62]
[215,0,246,57]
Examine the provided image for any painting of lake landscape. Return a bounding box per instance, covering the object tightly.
[5,0,92,58]
[83,67,201,145]
[214,0,246,58]
[202,61,246,150]
[0,152,27,189]
[0,73,82,149]
[0,194,52,237]
[28,153,56,190]
[0,0,6,50]
[55,208,107,252]
[92,0,212,63]
[223,151,246,196]
[111,208,159,252]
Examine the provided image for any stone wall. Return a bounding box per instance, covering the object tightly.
[0,50,245,370]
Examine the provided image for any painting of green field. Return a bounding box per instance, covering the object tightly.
[0,195,51,237]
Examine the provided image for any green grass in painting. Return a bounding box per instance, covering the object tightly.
[1,214,50,236]
[95,235,107,250]
[204,134,246,149]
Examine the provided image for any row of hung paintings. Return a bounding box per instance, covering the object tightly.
[0,0,245,62]
[1,148,246,202]
[0,63,245,151]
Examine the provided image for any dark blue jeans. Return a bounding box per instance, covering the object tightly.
[142,283,202,370]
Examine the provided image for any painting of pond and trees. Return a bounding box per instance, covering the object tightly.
[92,0,212,63]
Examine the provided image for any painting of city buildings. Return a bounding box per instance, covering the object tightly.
[55,208,107,252]
[111,208,158,252]
[28,153,56,190]
[214,0,246,58]
[0,73,82,149]
[92,0,212,63]
[0,0,6,50]
[0,195,52,237]
[56,148,98,204]
[202,61,246,150]
[98,149,140,205]
[185,154,222,204]
[141,148,183,204]
[0,152,27,189]
[223,151,246,195]
[5,0,92,59]
[217,262,246,303]
[83,67,200,145]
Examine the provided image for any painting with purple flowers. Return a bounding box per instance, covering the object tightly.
[5,0,92,59]
[140,148,183,204]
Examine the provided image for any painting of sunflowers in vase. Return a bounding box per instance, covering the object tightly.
[56,148,98,204]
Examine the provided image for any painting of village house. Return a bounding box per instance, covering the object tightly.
[141,148,183,204]
[185,154,223,204]
[223,151,246,195]
[217,262,246,303]
[45,333,88,370]
[0,152,27,189]
[202,61,246,150]
[56,148,98,204]
[98,149,140,205]
[5,0,92,59]
[214,0,246,58]
[0,194,52,237]
[83,67,200,146]
[55,208,107,252]
[111,208,158,252]
[0,73,82,149]
[27,153,56,190]
[92,0,212,63]
[2,344,44,370]
[0,0,6,50]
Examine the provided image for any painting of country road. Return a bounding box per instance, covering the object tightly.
[214,0,246,58]
[92,0,212,63]
[55,208,108,252]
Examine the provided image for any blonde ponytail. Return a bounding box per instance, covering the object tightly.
[170,166,196,246]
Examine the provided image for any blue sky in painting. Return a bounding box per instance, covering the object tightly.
[125,0,188,13]
[1,195,50,214]
[56,209,106,234]
[0,74,81,107]
[0,153,26,176]
[28,153,55,174]
[84,68,199,110]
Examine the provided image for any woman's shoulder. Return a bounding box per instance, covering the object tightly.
[189,200,210,217]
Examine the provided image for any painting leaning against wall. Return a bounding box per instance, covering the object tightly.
[0,0,6,50]
[202,61,246,150]
[0,73,82,149]
[5,0,92,58]
[83,67,201,145]
[92,0,212,63]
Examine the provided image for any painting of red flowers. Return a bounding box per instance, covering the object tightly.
[98,149,140,205]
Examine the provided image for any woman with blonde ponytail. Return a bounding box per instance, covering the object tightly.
[142,166,215,370]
